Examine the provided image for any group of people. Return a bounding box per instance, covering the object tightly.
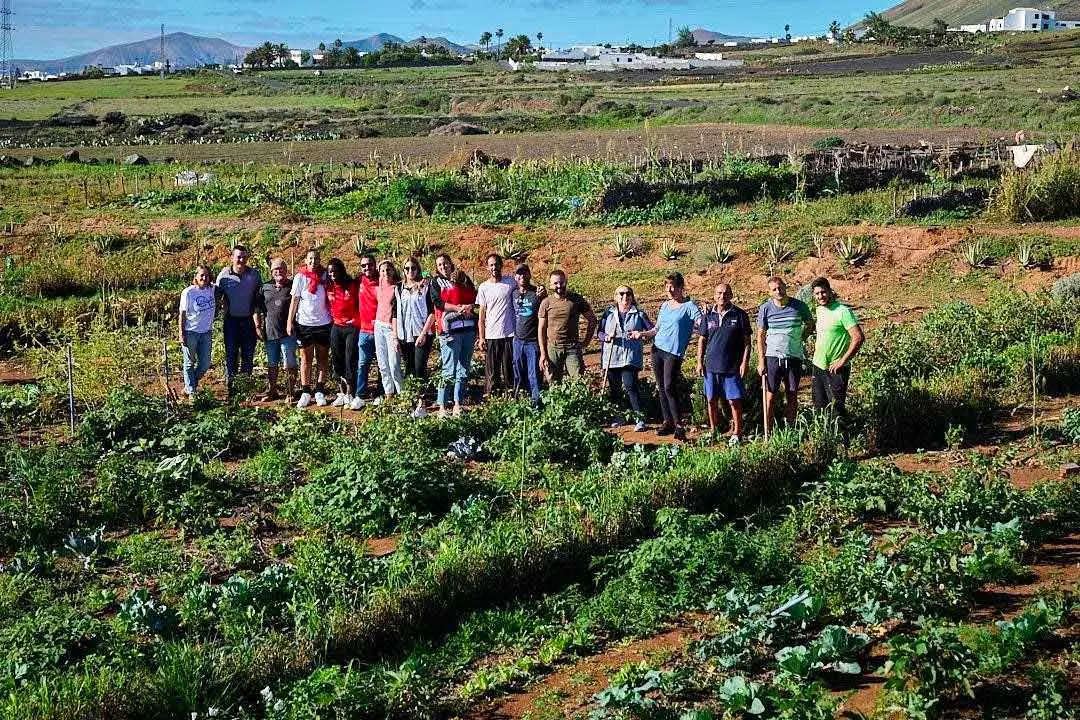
[178,246,864,441]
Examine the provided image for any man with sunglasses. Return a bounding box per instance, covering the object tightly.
[511,263,543,404]
[352,254,380,409]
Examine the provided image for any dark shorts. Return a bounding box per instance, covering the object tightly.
[704,372,745,401]
[765,356,804,394]
[295,323,332,348]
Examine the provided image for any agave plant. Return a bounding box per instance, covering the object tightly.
[611,232,640,261]
[765,236,793,267]
[158,230,186,254]
[498,234,526,262]
[353,234,371,258]
[659,239,680,261]
[810,233,828,258]
[405,233,428,258]
[962,239,992,268]
[835,236,872,267]
[89,234,120,255]
[713,240,735,264]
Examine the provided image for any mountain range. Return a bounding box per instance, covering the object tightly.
[881,0,1080,27]
[14,32,248,74]
[690,28,751,44]
[342,33,473,54]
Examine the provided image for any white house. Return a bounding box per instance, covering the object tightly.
[989,7,1055,31]
[1056,19,1080,28]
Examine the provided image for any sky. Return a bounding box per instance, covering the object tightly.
[16,0,890,60]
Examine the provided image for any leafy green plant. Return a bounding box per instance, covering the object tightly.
[611,232,641,261]
[712,239,735,264]
[119,588,177,635]
[658,239,680,261]
[962,239,992,268]
[834,235,873,267]
[764,236,793,268]
[1060,406,1080,443]
[717,675,767,715]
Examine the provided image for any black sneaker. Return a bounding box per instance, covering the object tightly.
[673,427,687,442]
[656,424,675,437]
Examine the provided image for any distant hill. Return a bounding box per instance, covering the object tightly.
[341,33,407,52]
[14,32,248,74]
[405,36,473,55]
[880,0,1080,27]
[690,28,751,45]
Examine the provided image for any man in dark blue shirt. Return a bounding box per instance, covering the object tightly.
[695,283,752,444]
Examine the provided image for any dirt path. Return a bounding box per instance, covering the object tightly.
[2,123,1009,166]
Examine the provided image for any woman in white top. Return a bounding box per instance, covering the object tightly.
[177,264,216,397]
[396,257,435,381]
[287,249,333,408]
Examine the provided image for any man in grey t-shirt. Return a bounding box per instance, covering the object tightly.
[216,245,263,395]
[756,276,812,433]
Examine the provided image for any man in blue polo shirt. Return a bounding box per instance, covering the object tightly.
[695,283,752,445]
[216,245,262,397]
[695,282,747,444]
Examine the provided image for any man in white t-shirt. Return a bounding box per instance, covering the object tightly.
[477,253,518,395]
[177,264,217,397]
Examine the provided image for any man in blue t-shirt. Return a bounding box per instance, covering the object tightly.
[695,283,752,444]
[756,276,813,434]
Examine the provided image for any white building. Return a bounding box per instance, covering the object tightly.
[989,7,1055,31]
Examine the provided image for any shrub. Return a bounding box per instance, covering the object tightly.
[1050,272,1080,306]
[991,149,1080,222]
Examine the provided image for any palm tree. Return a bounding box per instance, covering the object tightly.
[495,28,504,58]
[506,34,532,60]
[784,23,791,41]
[828,20,841,41]
[480,31,492,56]
[536,31,543,53]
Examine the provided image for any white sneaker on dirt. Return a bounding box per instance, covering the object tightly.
[411,401,428,419]
[342,394,354,407]
[348,396,365,410]
[372,396,384,406]
[728,435,741,447]
[296,392,312,409]
[634,420,647,432]
[314,391,327,407]
[331,392,348,407]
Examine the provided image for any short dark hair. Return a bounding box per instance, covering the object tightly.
[665,272,685,289]
[232,245,249,254]
[810,277,832,293]
[359,253,376,264]
[435,252,453,265]
[486,253,503,265]
[514,263,531,275]
[550,269,567,280]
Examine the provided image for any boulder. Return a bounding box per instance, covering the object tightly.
[429,121,489,137]
[23,156,42,167]
[61,149,80,163]
[123,153,149,166]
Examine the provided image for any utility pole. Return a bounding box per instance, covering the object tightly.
[668,17,672,44]
[159,23,166,78]
[0,0,14,89]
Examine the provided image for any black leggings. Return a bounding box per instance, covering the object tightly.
[330,324,359,394]
[400,337,433,380]
[607,366,643,416]
[652,347,683,427]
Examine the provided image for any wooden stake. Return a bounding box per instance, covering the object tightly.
[66,344,76,435]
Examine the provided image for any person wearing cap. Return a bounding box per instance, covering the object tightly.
[598,285,652,432]
[511,263,543,404]
[254,258,298,401]
[216,245,262,396]
[477,253,517,396]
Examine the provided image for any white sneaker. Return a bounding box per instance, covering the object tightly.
[331,392,348,407]
[314,391,327,407]
[296,392,312,409]
[634,420,647,432]
[372,396,383,406]
[348,396,365,410]
[411,401,428,419]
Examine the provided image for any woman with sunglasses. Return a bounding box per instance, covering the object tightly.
[396,257,435,381]
[325,257,359,408]
[598,285,652,432]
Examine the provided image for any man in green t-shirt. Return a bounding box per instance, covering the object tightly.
[810,277,864,414]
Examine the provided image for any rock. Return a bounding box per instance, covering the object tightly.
[0,155,20,168]
[1061,463,1080,478]
[123,153,149,166]
[61,149,80,163]
[429,121,489,137]
[23,156,42,167]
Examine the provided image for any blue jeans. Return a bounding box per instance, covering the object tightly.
[513,338,542,404]
[223,315,256,386]
[355,330,376,398]
[182,330,212,394]
[264,336,298,369]
[437,330,476,407]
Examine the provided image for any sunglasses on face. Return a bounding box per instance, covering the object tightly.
[405,265,419,271]
[617,291,632,296]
